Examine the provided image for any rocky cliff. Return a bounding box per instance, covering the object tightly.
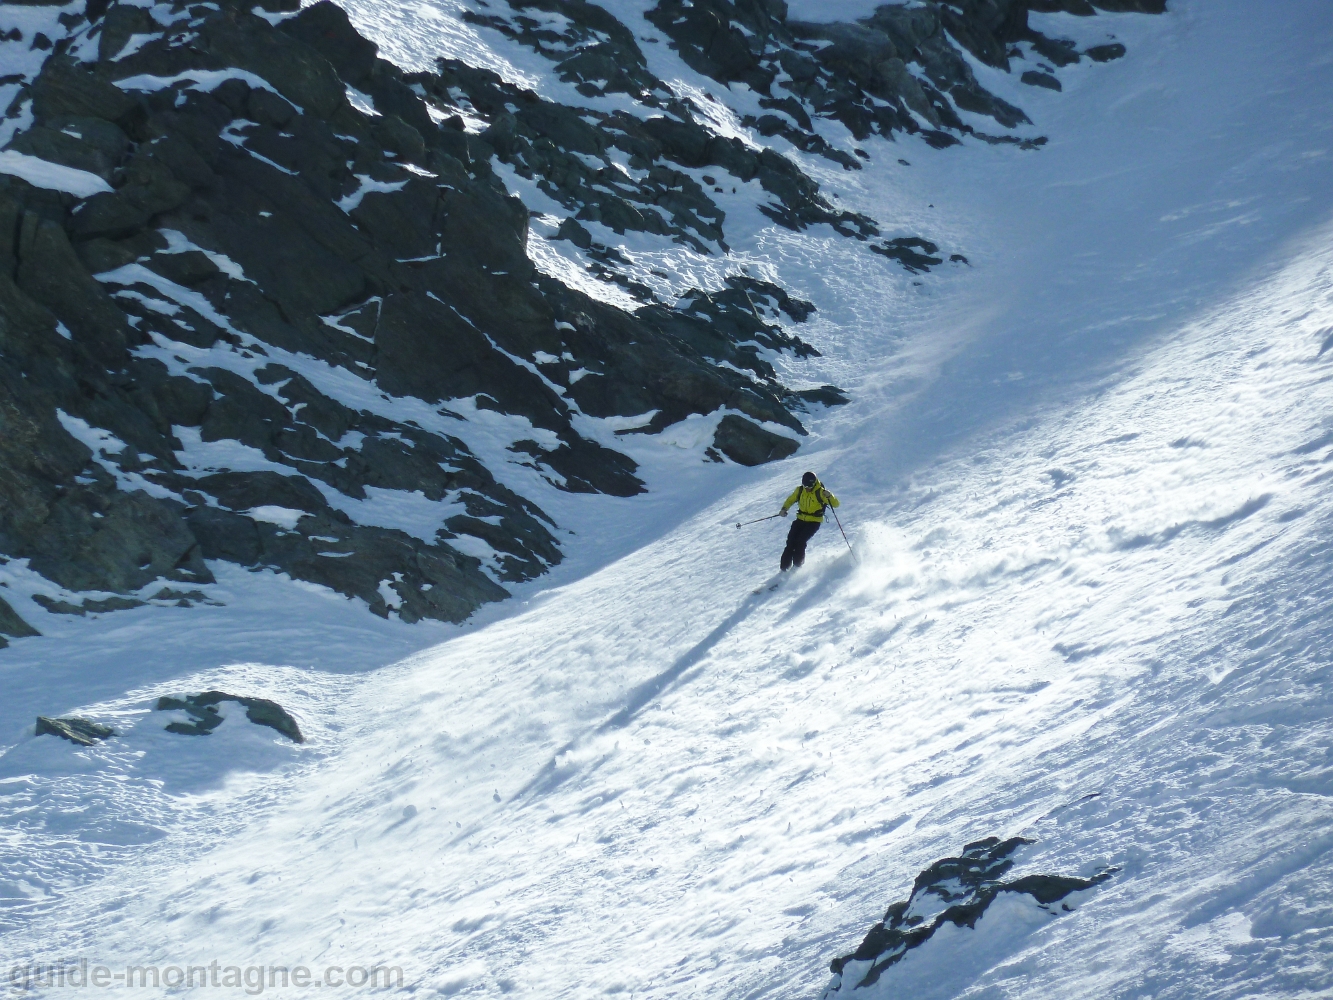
[0,0,1161,636]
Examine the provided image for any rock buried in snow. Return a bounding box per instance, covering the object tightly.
[871,237,945,273]
[155,691,305,744]
[1021,69,1063,91]
[31,594,145,616]
[1086,43,1128,63]
[791,385,850,410]
[36,716,115,746]
[824,836,1116,991]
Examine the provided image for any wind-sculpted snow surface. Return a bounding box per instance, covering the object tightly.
[3,1,1333,999]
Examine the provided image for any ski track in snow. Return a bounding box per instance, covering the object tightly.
[3,1,1333,997]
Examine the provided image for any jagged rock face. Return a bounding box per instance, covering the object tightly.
[441,9,877,243]
[0,0,838,625]
[464,0,1153,268]
[824,836,1115,993]
[643,0,1147,153]
[0,0,1160,630]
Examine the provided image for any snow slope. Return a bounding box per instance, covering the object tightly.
[4,1,1333,997]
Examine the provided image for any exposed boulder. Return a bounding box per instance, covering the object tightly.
[1022,69,1063,90]
[872,237,946,273]
[790,385,851,410]
[1087,42,1128,61]
[197,10,347,120]
[825,836,1115,991]
[28,55,139,130]
[7,117,130,182]
[96,2,158,62]
[278,1,378,87]
[36,716,115,746]
[155,691,305,744]
[712,414,799,467]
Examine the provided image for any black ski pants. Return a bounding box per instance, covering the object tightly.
[781,518,821,571]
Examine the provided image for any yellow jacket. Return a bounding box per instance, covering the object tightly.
[782,482,839,522]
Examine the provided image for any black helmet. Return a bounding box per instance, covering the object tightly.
[802,471,817,487]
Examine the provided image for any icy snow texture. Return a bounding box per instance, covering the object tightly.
[2,1,1333,998]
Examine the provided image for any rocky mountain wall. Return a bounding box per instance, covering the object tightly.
[0,0,1161,638]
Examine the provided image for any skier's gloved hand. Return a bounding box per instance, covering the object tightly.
[779,509,788,517]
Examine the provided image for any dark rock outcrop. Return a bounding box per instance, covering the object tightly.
[824,836,1115,992]
[0,0,1163,629]
[32,594,144,615]
[1087,42,1128,62]
[1022,69,1063,91]
[0,0,844,628]
[156,691,304,743]
[36,715,115,746]
[0,593,40,648]
[639,0,1158,152]
[872,237,946,273]
[711,414,798,466]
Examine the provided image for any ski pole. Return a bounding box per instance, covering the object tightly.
[832,508,857,562]
[735,513,784,529]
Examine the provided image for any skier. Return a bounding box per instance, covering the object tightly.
[779,471,839,571]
